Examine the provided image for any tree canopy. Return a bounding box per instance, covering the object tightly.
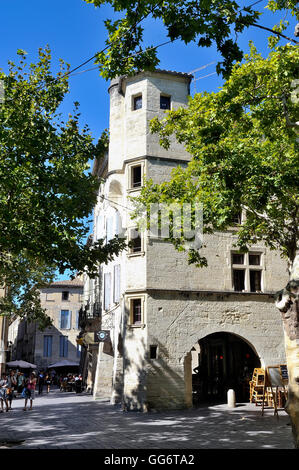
[0,47,125,327]
[134,44,298,268]
[84,0,298,78]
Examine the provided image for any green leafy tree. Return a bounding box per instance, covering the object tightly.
[135,44,299,445]
[84,0,298,78]
[0,47,126,328]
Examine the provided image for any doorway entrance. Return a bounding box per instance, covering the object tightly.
[192,332,261,405]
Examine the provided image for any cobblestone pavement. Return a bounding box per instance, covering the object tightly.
[0,387,294,449]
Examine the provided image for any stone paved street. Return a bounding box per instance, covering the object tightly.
[0,387,295,450]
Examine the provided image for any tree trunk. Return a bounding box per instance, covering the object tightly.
[276,254,299,448]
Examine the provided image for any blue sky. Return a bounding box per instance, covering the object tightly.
[0,0,295,138]
[0,0,296,280]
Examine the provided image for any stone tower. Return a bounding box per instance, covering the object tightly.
[91,70,288,411]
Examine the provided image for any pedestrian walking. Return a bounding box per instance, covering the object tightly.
[74,374,83,393]
[38,370,45,394]
[50,369,56,385]
[45,373,51,393]
[0,373,9,413]
[16,371,25,396]
[23,372,37,411]
[7,370,17,410]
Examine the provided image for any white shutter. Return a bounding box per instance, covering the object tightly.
[67,311,72,329]
[114,265,121,303]
[115,211,122,236]
[98,215,104,239]
[104,273,111,310]
[94,215,99,241]
[106,217,114,242]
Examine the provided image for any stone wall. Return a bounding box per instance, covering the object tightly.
[144,290,286,409]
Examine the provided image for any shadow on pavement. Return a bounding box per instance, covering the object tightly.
[0,389,294,450]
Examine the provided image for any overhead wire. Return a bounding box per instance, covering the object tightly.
[46,0,167,86]
[99,195,137,213]
[68,39,175,78]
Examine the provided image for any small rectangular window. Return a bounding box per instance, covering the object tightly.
[160,95,171,110]
[131,299,142,325]
[249,254,261,265]
[250,270,261,292]
[60,310,71,329]
[129,229,142,253]
[231,212,242,224]
[104,273,111,311]
[43,336,52,357]
[232,253,244,265]
[114,264,121,303]
[62,291,69,301]
[133,95,142,110]
[46,293,55,302]
[131,165,142,188]
[150,345,158,359]
[59,336,68,357]
[233,269,245,291]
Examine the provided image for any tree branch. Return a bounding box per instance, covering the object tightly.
[252,23,299,44]
[281,94,299,128]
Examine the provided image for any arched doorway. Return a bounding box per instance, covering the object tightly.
[192,332,261,405]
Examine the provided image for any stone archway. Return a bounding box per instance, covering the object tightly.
[190,332,261,405]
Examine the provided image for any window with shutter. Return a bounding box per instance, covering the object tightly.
[59,336,68,357]
[43,336,52,357]
[114,265,121,303]
[106,217,114,242]
[60,310,70,329]
[104,273,111,310]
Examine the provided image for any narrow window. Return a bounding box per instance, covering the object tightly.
[131,165,142,188]
[43,336,52,357]
[250,270,261,292]
[75,310,79,329]
[106,216,114,242]
[231,212,242,224]
[232,253,244,265]
[114,264,121,303]
[60,310,71,329]
[150,345,158,359]
[249,254,261,266]
[160,95,171,110]
[46,293,55,301]
[129,228,142,253]
[131,299,142,325]
[233,269,245,291]
[104,273,111,310]
[77,344,81,358]
[59,336,68,357]
[62,291,69,301]
[133,94,142,110]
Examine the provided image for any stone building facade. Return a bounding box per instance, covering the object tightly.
[88,69,289,411]
[10,278,83,370]
[77,262,101,393]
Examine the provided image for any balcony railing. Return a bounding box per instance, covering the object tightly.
[78,303,101,329]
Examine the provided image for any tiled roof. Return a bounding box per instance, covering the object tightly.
[109,68,193,92]
[154,68,193,79]
[48,277,83,288]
